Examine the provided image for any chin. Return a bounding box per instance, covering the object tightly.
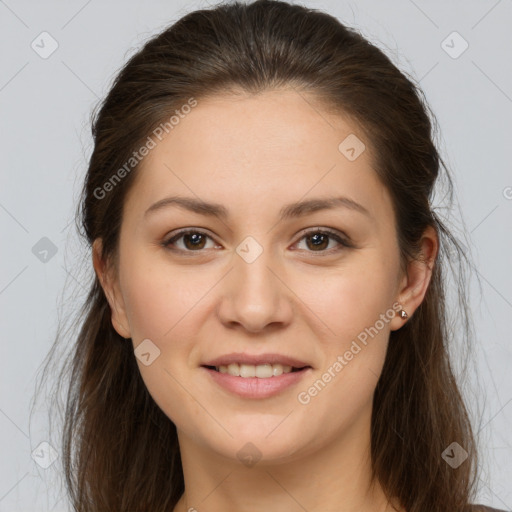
[199,421,312,465]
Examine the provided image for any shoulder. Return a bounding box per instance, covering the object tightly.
[466,505,509,512]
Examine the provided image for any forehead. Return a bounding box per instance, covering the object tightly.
[123,88,392,223]
[147,88,366,171]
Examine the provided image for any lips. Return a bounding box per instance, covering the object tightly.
[201,352,311,369]
[202,363,312,399]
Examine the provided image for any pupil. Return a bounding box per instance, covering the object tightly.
[308,233,328,250]
[185,233,205,250]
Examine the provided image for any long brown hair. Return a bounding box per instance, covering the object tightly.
[34,1,479,510]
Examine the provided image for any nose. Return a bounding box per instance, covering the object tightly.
[216,246,294,333]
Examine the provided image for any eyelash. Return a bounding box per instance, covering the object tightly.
[161,227,352,256]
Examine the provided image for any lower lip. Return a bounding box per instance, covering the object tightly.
[202,366,312,399]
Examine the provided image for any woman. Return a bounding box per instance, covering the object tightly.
[38,1,506,510]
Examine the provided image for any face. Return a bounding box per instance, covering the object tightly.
[95,88,429,465]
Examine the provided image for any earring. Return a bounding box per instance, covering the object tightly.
[399,309,408,319]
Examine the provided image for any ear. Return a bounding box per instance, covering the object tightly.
[92,238,131,339]
[390,225,439,331]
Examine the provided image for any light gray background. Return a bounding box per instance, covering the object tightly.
[1,0,511,510]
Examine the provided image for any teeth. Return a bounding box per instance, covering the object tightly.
[216,363,295,378]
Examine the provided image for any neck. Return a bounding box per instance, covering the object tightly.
[173,405,401,512]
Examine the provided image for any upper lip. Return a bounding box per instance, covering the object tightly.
[202,352,311,368]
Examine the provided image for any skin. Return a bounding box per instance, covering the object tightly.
[93,88,437,512]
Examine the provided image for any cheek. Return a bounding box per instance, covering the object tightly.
[292,263,396,435]
[292,254,397,409]
[119,260,212,427]
[295,255,398,345]
[120,258,213,342]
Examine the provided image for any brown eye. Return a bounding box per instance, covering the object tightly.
[305,232,330,251]
[295,229,351,254]
[163,230,216,251]
[182,232,207,250]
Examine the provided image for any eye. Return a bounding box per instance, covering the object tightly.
[293,228,351,254]
[162,229,220,252]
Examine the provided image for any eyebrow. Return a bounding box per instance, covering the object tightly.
[144,195,371,220]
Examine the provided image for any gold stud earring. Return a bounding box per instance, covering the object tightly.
[400,309,408,319]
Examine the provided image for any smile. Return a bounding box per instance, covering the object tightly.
[201,364,312,399]
[207,362,307,378]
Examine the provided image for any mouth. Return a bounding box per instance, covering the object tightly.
[202,363,311,378]
[201,362,313,399]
